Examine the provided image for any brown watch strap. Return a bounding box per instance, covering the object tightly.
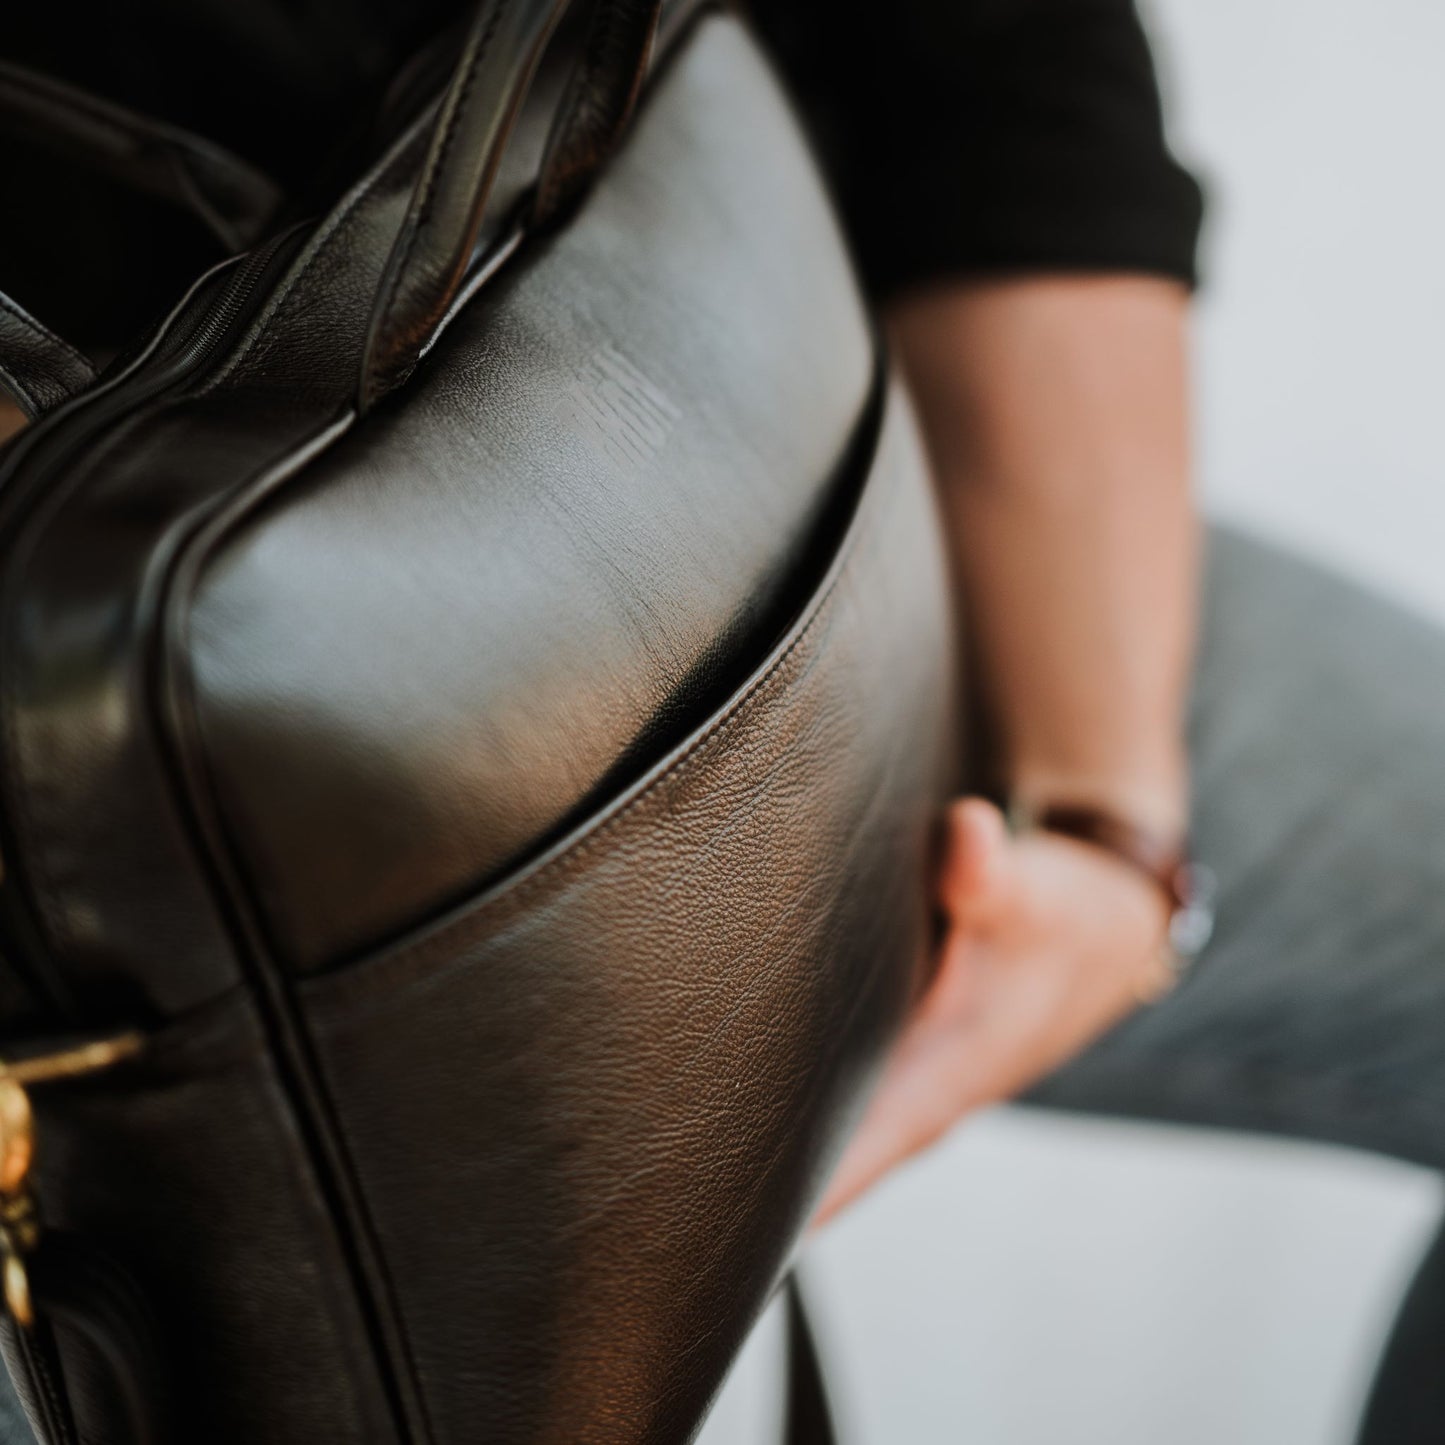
[1008,800,1190,911]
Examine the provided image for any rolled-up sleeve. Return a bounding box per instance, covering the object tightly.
[750,0,1206,297]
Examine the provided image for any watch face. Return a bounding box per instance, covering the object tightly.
[1169,863,1218,962]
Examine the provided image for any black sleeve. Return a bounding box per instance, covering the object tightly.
[748,0,1206,299]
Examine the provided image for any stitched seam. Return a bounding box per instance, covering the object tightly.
[414,0,504,233]
[204,190,384,391]
[140,433,442,1444]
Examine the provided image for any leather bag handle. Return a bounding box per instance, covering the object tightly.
[0,58,285,426]
[358,0,665,410]
[0,60,283,256]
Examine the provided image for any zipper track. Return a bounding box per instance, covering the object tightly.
[0,232,301,511]
[0,229,308,1020]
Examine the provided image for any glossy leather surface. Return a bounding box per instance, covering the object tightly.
[0,6,959,1441]
[188,19,875,970]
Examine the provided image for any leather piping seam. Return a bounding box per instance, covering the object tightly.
[0,392,436,1438]
[151,416,437,1445]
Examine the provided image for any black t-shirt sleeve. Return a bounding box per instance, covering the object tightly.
[749,0,1206,298]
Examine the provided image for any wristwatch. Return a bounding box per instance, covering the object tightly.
[1006,798,1218,997]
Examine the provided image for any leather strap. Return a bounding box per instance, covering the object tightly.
[0,291,95,421]
[532,0,664,225]
[359,0,667,409]
[1012,800,1189,912]
[783,1275,838,1445]
[0,60,282,255]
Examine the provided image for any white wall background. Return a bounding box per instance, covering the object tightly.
[704,2,1445,1441]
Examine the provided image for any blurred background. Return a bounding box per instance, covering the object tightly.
[705,0,1445,1439]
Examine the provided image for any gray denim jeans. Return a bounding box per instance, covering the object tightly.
[1029,523,1445,1440]
[2,523,1443,1441]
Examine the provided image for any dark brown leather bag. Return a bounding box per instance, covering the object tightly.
[0,2,959,1439]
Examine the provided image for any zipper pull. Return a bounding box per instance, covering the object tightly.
[0,1032,144,1327]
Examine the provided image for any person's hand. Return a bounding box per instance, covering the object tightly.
[813,796,1173,1226]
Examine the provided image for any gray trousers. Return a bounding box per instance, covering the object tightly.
[3,524,1443,1441]
[1030,523,1445,1439]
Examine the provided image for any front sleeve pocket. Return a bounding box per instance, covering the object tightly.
[296,377,960,1445]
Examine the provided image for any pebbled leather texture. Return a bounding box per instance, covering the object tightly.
[298,373,954,1442]
[0,4,961,1440]
[0,290,94,419]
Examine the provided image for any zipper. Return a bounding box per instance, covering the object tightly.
[0,218,431,1439]
[0,1031,145,1327]
[0,226,309,1021]
[0,225,304,515]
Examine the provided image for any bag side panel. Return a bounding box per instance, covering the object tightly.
[20,994,400,1444]
[299,381,958,1443]
[183,15,878,971]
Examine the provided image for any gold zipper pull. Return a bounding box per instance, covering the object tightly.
[0,1032,145,1328]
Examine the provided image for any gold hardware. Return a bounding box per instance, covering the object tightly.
[0,1032,144,1329]
[2,1032,144,1088]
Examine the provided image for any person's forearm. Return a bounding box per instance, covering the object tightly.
[890,275,1198,836]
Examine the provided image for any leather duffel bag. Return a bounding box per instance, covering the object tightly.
[0,1,960,1439]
